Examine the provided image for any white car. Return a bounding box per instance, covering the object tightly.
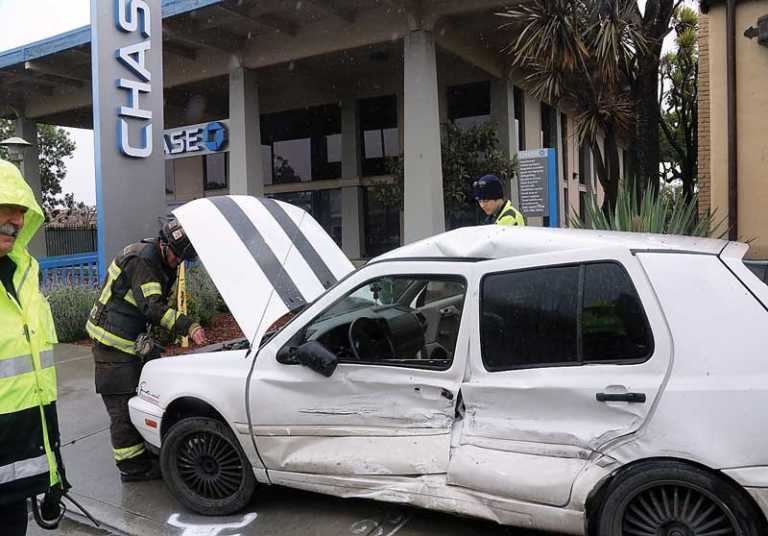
[129,195,768,536]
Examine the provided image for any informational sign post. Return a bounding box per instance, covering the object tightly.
[517,148,558,227]
[91,0,167,278]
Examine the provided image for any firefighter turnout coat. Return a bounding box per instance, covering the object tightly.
[0,161,65,504]
[86,240,197,394]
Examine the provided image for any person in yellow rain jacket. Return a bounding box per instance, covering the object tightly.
[0,159,68,535]
[472,174,526,226]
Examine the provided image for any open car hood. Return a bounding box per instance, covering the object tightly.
[174,196,355,345]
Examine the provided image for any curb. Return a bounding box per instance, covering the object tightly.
[63,492,170,536]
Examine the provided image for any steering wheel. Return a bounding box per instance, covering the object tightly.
[348,317,395,361]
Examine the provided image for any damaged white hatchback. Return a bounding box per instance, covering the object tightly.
[129,195,768,536]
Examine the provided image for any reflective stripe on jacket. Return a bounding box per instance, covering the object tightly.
[495,200,526,226]
[86,240,194,356]
[0,160,62,504]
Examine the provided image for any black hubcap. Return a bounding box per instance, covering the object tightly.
[621,484,738,536]
[176,431,244,500]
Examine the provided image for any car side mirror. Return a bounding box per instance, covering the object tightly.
[294,341,339,378]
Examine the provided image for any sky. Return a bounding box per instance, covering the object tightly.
[0,0,695,207]
[0,0,93,204]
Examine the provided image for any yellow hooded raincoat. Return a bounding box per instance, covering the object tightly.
[0,160,64,504]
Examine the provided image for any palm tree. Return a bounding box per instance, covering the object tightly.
[498,0,679,210]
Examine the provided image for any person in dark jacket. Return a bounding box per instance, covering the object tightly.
[472,174,525,226]
[0,160,69,535]
[86,218,206,481]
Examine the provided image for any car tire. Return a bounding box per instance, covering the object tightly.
[595,460,765,536]
[161,416,256,516]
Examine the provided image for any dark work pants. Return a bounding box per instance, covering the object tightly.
[93,343,151,474]
[0,500,28,536]
[101,393,152,473]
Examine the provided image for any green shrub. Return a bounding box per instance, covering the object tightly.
[45,286,99,343]
[177,264,227,327]
[152,265,227,346]
[572,182,727,238]
[44,266,226,345]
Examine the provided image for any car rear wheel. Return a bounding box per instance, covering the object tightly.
[595,460,765,536]
[161,417,256,515]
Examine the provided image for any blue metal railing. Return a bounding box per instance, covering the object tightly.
[38,253,100,289]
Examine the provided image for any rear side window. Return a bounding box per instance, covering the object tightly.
[481,262,653,371]
[744,261,768,286]
[582,263,653,363]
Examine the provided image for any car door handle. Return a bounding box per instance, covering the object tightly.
[596,392,646,403]
[439,306,458,318]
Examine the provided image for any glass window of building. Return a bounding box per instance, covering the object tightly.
[261,104,342,184]
[447,81,491,130]
[269,189,342,247]
[561,113,569,179]
[579,190,589,224]
[363,187,401,257]
[541,103,557,149]
[540,103,559,228]
[514,86,525,151]
[203,153,228,191]
[359,95,400,177]
[262,144,273,184]
[165,160,175,194]
[579,142,592,186]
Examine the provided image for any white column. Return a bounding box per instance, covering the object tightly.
[15,119,46,257]
[490,79,520,207]
[403,30,445,244]
[524,92,542,150]
[340,98,364,259]
[229,67,264,196]
[341,187,365,259]
[341,99,359,180]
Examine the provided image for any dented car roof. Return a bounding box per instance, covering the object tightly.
[373,225,730,262]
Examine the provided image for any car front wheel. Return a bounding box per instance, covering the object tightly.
[595,460,765,536]
[161,416,256,515]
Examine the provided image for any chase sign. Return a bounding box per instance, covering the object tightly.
[163,120,230,159]
[115,0,154,158]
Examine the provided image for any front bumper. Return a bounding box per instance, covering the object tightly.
[128,395,164,448]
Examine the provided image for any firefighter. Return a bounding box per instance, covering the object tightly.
[86,218,207,481]
[0,160,69,535]
[472,174,525,226]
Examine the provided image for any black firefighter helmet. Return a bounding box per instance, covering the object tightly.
[159,217,197,262]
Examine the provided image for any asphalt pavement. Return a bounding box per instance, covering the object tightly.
[43,343,546,536]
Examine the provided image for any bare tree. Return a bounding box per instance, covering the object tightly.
[659,6,698,198]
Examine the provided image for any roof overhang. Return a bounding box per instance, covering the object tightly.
[0,0,522,127]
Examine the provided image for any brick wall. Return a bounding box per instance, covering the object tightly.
[697,14,711,219]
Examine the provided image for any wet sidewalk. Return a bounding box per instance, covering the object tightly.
[51,343,536,536]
